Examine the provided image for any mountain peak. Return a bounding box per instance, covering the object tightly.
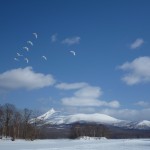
[137,120,150,127]
[48,108,55,113]
[37,108,56,120]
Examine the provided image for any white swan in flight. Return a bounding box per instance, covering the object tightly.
[23,47,29,51]
[24,58,29,63]
[42,56,47,60]
[27,41,33,46]
[33,32,38,39]
[70,50,76,56]
[17,53,23,57]
[14,58,19,61]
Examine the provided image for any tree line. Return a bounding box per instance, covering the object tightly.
[0,103,41,141]
[69,123,109,139]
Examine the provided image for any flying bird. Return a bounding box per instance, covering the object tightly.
[23,47,29,51]
[70,50,76,56]
[24,58,29,63]
[27,41,33,46]
[33,32,38,39]
[14,58,19,61]
[17,53,23,57]
[42,55,47,60]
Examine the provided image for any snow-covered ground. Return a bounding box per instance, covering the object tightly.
[1,138,150,150]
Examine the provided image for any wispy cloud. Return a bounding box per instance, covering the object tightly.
[118,56,150,85]
[135,101,150,107]
[62,36,80,45]
[60,107,96,114]
[0,67,55,90]
[130,38,144,49]
[58,82,120,108]
[100,108,150,121]
[55,82,88,90]
[51,33,57,42]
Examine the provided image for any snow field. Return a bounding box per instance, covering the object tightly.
[0,139,150,150]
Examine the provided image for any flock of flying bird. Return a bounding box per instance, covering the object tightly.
[14,33,48,64]
[14,33,76,64]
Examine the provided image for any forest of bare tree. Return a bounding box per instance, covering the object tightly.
[0,103,41,141]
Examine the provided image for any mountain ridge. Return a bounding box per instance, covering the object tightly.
[34,108,150,130]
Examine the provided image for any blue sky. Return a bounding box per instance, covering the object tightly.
[0,0,150,121]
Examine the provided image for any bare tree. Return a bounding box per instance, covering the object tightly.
[22,108,32,140]
[11,111,22,140]
[31,110,45,140]
[70,123,109,139]
[0,105,4,138]
[2,104,16,138]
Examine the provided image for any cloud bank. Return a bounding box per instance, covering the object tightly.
[119,56,150,85]
[0,67,55,90]
[56,82,120,108]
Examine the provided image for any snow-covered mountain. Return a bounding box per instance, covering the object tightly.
[45,113,122,125]
[59,113,121,124]
[34,108,150,130]
[37,108,56,120]
[35,108,122,125]
[135,120,150,129]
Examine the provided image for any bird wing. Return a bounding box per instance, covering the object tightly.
[42,56,47,60]
[33,33,38,38]
[14,58,19,61]
[70,51,76,55]
[27,41,33,46]
[17,53,20,56]
[23,47,29,51]
[25,58,29,63]
[17,53,23,56]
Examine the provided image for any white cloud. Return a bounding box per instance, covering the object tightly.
[107,101,120,108]
[51,33,57,42]
[74,86,102,98]
[119,56,150,85]
[0,67,55,90]
[55,82,88,90]
[130,38,144,49]
[62,97,100,106]
[62,97,120,108]
[99,108,150,121]
[62,107,96,114]
[60,83,120,108]
[62,36,80,45]
[135,101,150,107]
